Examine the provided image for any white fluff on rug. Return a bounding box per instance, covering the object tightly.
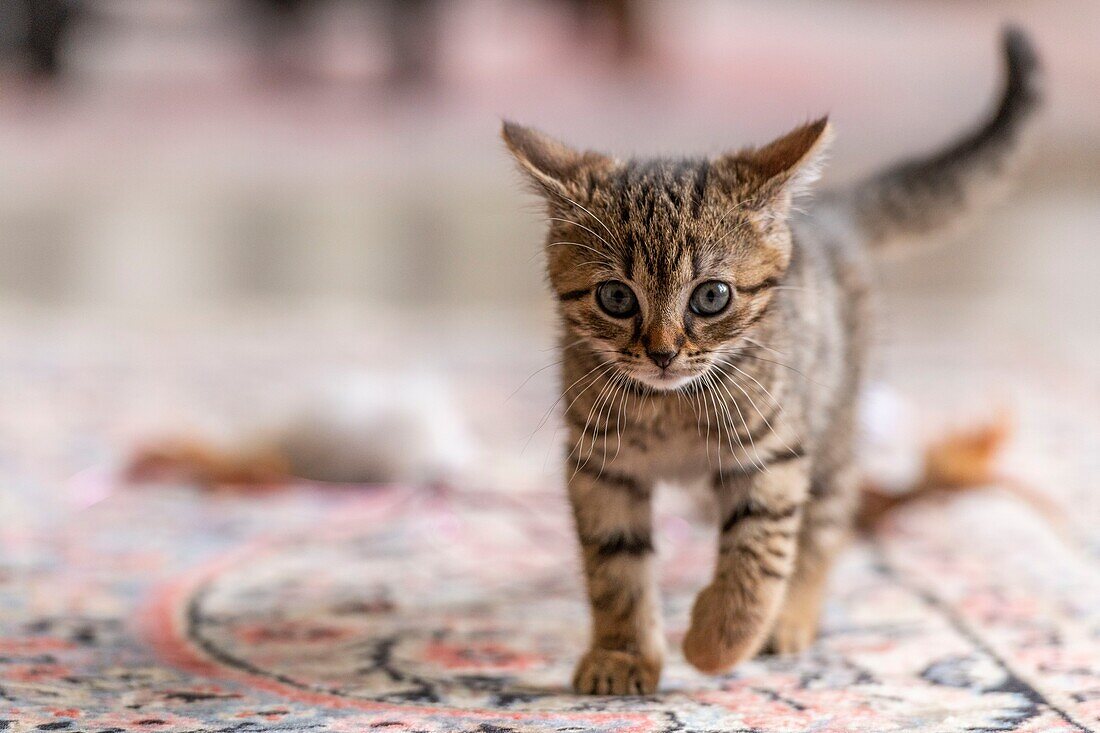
[270,370,475,485]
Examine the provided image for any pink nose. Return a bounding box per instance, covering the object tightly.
[647,349,677,369]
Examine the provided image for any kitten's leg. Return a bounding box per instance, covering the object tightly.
[568,457,664,695]
[767,462,859,654]
[682,452,808,673]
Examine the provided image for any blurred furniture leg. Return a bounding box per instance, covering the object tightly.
[383,0,440,88]
[602,0,641,61]
[249,0,311,79]
[22,0,74,77]
[564,0,643,64]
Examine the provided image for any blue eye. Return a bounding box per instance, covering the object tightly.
[596,280,638,317]
[689,281,731,316]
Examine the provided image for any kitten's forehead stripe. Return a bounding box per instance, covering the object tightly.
[622,229,637,280]
[691,160,709,219]
[690,243,703,281]
[609,158,712,292]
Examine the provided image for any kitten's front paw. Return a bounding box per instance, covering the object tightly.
[682,583,756,674]
[572,648,660,695]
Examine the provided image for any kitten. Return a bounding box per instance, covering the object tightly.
[503,28,1041,695]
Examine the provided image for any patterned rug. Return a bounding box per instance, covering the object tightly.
[1,324,1099,732]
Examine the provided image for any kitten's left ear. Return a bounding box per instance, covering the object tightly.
[501,121,614,200]
[716,116,833,210]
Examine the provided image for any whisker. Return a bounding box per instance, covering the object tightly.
[543,240,613,262]
[507,358,565,402]
[527,359,615,450]
[571,260,619,273]
[538,361,617,470]
[550,191,620,250]
[570,366,622,469]
[590,371,623,467]
[700,372,728,475]
[547,218,616,254]
[741,336,786,358]
[712,373,732,475]
[598,372,630,475]
[722,349,827,389]
[702,199,750,247]
[687,377,704,437]
[707,365,766,471]
[708,217,755,251]
[712,370,756,473]
[575,368,627,478]
[715,358,804,455]
[703,371,737,473]
[696,373,715,470]
[609,370,631,466]
[559,338,587,351]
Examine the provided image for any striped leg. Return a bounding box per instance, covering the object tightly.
[568,457,664,695]
[767,461,859,654]
[682,450,809,673]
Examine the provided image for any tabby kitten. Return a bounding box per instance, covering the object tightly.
[504,28,1041,695]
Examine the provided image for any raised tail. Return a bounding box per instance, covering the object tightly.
[834,27,1043,253]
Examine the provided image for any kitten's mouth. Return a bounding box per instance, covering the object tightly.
[626,365,701,392]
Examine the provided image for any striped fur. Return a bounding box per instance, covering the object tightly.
[503,28,1041,695]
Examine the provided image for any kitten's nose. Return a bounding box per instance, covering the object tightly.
[647,349,678,369]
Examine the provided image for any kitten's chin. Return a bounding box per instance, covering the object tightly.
[628,370,700,392]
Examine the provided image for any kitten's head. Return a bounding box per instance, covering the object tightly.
[503,119,831,391]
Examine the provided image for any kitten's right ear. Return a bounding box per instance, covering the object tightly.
[713,117,833,212]
[501,121,612,199]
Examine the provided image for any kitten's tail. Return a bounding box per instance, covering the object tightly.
[832,27,1043,254]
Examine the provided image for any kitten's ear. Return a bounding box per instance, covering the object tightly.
[501,121,613,199]
[716,117,833,209]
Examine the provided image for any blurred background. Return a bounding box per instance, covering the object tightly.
[0,0,1097,484]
